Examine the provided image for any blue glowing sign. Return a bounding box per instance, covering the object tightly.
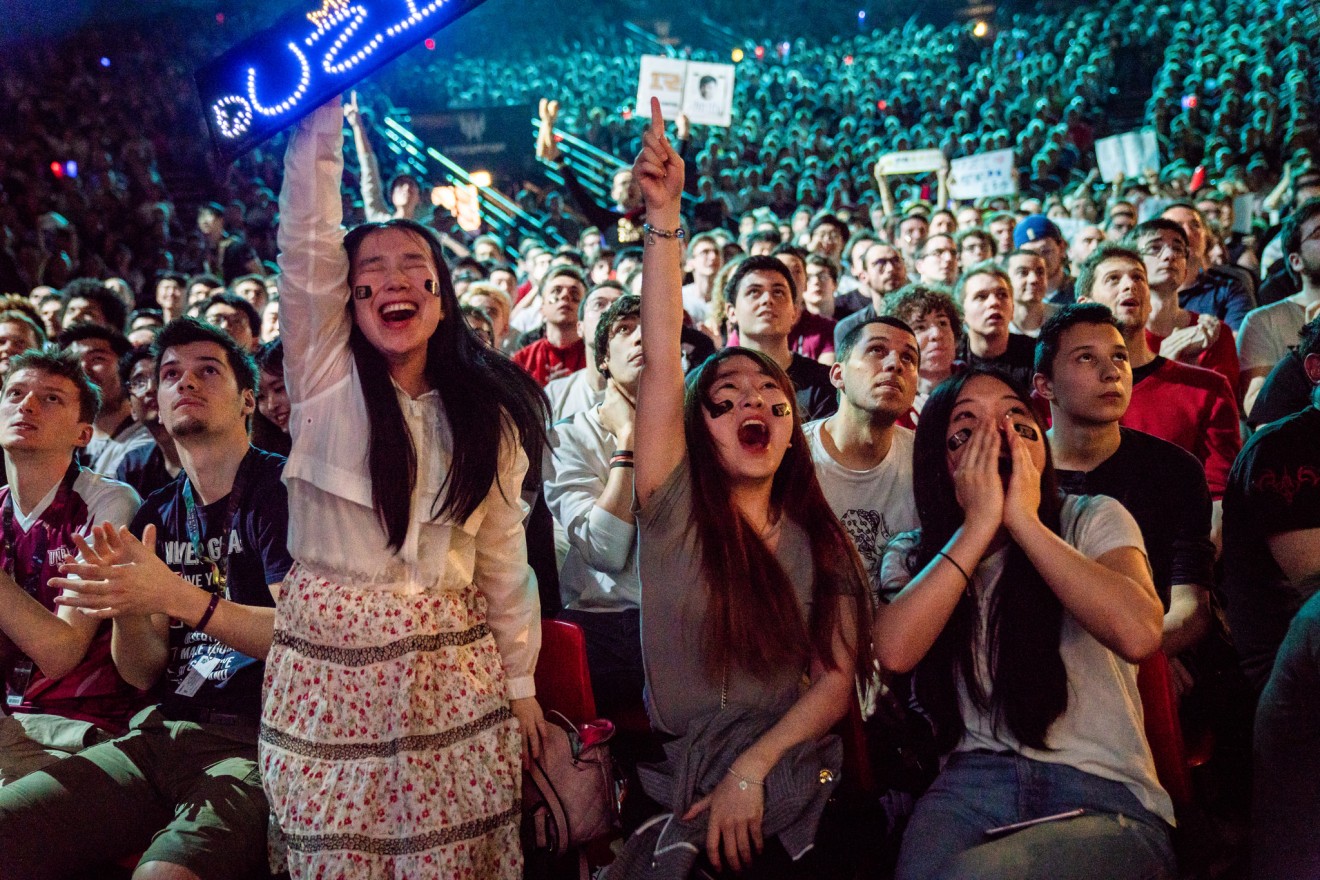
[196,0,488,161]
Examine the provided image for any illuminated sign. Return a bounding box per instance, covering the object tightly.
[196,0,488,161]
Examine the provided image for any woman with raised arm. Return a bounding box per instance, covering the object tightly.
[626,98,871,875]
[260,99,549,879]
[873,366,1175,880]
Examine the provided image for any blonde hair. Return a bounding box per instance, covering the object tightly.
[460,282,512,317]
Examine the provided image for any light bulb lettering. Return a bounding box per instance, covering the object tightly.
[206,0,460,145]
[247,42,311,117]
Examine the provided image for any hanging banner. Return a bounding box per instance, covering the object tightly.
[948,149,1017,200]
[197,0,490,161]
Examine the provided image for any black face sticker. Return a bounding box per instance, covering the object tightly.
[947,428,972,452]
[1012,423,1038,442]
[353,286,373,300]
[703,398,735,419]
[425,279,437,294]
[771,403,791,417]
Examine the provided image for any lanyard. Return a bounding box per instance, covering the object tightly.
[2,461,81,598]
[180,447,254,597]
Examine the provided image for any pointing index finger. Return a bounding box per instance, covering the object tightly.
[650,96,665,136]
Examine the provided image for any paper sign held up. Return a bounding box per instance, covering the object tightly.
[636,56,735,128]
[876,149,945,177]
[636,56,688,121]
[1095,130,1161,183]
[948,149,1017,200]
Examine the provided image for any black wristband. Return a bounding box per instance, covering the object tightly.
[194,591,221,635]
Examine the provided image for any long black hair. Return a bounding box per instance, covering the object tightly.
[343,220,548,550]
[683,347,872,685]
[907,367,1066,751]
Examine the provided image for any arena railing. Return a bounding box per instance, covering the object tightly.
[376,115,567,251]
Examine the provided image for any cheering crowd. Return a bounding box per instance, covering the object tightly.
[0,0,1318,878]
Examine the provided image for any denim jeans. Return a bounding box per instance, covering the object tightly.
[895,750,1175,880]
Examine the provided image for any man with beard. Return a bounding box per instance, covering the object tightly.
[0,319,290,879]
[1238,199,1320,417]
[544,295,646,712]
[513,266,588,386]
[803,317,919,596]
[1077,245,1240,517]
[833,242,909,351]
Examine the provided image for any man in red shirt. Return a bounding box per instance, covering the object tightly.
[513,266,588,386]
[0,350,142,783]
[1127,219,1242,402]
[1077,244,1240,529]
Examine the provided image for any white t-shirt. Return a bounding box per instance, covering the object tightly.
[545,370,605,425]
[803,419,918,597]
[682,282,712,325]
[1237,292,1312,372]
[880,494,1175,826]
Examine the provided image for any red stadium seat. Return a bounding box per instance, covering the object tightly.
[535,618,598,724]
[1138,651,1196,808]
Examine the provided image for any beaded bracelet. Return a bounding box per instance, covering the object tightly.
[642,223,686,245]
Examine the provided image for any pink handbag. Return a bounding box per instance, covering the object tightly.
[522,711,620,856]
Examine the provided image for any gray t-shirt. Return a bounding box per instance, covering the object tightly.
[879,495,1175,826]
[803,419,917,598]
[637,458,814,737]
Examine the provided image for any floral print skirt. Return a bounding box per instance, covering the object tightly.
[260,562,522,880]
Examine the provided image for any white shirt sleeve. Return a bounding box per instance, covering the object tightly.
[277,100,355,406]
[474,438,540,700]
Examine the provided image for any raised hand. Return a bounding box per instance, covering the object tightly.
[1002,415,1043,536]
[952,420,1005,535]
[633,97,684,219]
[343,91,362,129]
[51,524,179,620]
[536,98,561,163]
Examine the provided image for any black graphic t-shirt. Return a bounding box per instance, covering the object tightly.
[130,448,292,723]
[1222,406,1320,692]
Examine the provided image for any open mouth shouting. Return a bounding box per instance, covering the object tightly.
[379,301,420,325]
[737,418,771,452]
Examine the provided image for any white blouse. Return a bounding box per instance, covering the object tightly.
[275,101,539,700]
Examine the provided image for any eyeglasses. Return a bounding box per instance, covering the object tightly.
[128,376,157,394]
[1138,242,1189,259]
